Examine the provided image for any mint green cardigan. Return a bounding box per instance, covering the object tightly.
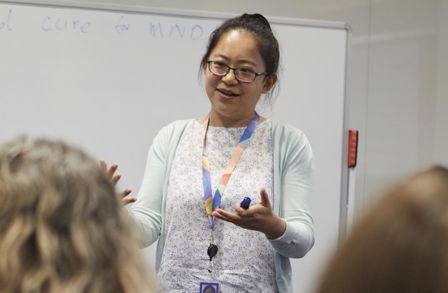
[129,119,315,293]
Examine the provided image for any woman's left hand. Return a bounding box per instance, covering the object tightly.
[212,188,286,239]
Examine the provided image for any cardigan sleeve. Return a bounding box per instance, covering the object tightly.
[269,125,315,258]
[127,123,174,247]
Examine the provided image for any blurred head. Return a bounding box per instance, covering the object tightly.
[0,137,156,293]
[316,166,448,293]
[200,13,279,126]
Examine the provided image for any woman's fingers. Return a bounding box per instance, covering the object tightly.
[212,208,239,222]
[99,160,122,185]
[121,188,136,205]
[234,205,255,217]
[122,188,132,197]
[100,160,134,205]
[107,164,118,179]
[99,159,107,172]
[99,159,119,179]
[111,173,121,185]
[259,188,272,209]
[122,195,136,204]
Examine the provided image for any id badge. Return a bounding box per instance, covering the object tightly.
[199,281,220,293]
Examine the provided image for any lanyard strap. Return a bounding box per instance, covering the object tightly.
[201,112,261,227]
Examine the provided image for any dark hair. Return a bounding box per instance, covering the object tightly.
[200,13,280,77]
[316,165,448,293]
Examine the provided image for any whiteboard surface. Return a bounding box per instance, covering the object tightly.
[0,3,349,292]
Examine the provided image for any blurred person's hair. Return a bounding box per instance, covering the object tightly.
[316,165,448,293]
[0,136,157,293]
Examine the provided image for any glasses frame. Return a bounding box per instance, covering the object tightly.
[206,60,268,83]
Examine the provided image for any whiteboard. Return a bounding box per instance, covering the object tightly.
[0,2,350,292]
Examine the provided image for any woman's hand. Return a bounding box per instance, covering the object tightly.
[212,188,286,239]
[99,160,136,205]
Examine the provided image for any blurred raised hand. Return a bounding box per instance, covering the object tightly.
[99,159,136,205]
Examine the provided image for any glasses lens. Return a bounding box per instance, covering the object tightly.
[209,62,227,76]
[235,70,256,83]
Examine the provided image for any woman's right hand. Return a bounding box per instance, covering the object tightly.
[99,160,136,205]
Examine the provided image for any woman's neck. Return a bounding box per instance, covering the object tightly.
[208,112,256,127]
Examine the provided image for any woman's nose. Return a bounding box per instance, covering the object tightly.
[221,68,239,84]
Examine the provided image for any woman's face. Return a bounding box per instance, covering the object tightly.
[204,29,276,126]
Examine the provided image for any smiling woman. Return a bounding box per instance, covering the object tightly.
[202,29,276,127]
[100,13,315,293]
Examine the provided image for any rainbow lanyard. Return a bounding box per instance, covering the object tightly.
[201,112,261,227]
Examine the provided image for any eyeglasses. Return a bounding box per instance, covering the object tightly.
[207,60,268,83]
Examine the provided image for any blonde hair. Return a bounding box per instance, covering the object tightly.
[316,166,448,293]
[0,137,157,293]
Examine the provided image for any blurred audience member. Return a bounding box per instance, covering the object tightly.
[0,137,158,293]
[316,165,448,293]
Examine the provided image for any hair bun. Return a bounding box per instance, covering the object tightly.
[241,13,272,30]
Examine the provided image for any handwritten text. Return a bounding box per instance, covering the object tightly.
[148,23,204,40]
[41,16,91,33]
[0,9,12,31]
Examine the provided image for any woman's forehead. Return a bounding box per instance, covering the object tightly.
[210,30,264,66]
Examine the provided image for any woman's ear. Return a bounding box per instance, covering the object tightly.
[262,73,277,94]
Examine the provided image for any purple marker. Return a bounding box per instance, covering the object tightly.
[240,197,251,209]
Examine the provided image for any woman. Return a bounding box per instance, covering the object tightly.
[0,137,157,293]
[110,13,315,292]
[316,166,448,293]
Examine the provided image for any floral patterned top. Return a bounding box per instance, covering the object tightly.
[158,119,276,292]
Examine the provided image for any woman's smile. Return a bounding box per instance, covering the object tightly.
[217,87,240,99]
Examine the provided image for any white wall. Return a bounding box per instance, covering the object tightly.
[4,0,448,292]
[434,0,448,166]
[363,0,441,198]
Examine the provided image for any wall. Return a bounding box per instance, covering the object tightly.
[4,0,447,292]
